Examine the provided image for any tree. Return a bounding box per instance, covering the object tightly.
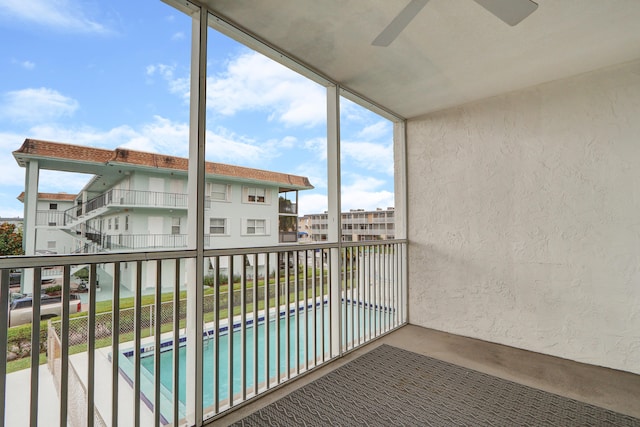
[0,223,24,256]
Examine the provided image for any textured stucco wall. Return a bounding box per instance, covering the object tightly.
[407,59,640,374]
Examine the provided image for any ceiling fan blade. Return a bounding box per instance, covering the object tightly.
[372,0,429,47]
[473,0,538,26]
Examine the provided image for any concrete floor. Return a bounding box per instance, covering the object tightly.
[210,324,640,426]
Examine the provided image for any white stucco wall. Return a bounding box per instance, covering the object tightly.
[407,59,640,374]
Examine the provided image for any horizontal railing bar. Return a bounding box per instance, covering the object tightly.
[0,239,408,269]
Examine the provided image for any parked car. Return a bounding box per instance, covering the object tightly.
[9,272,21,286]
[8,294,82,327]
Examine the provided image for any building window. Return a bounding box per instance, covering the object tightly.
[114,216,119,231]
[207,182,229,201]
[172,217,181,235]
[125,215,129,231]
[244,186,267,203]
[108,219,112,230]
[209,218,227,234]
[246,219,266,235]
[49,203,58,210]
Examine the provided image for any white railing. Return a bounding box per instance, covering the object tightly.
[0,240,407,426]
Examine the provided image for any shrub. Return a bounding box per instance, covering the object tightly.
[43,285,62,294]
[203,275,215,287]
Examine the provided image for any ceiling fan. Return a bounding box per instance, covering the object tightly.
[372,0,538,47]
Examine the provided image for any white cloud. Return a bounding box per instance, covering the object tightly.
[294,162,326,190]
[357,120,391,140]
[0,131,29,188]
[303,137,327,160]
[146,51,326,128]
[298,193,328,217]
[0,0,110,34]
[122,116,190,155]
[207,51,326,127]
[11,59,35,70]
[341,175,394,212]
[145,62,189,99]
[39,170,93,193]
[205,127,272,165]
[171,32,185,41]
[341,140,394,176]
[0,88,78,124]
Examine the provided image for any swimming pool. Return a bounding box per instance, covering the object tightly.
[119,299,394,422]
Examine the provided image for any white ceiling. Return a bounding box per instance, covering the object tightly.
[198,0,640,119]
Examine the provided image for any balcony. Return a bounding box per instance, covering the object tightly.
[0,240,407,426]
[103,234,188,251]
[64,190,188,227]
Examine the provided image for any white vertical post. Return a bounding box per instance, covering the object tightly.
[393,121,408,323]
[326,85,341,358]
[186,5,207,425]
[22,160,39,294]
[393,121,407,240]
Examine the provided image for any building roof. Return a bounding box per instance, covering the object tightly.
[16,192,76,203]
[13,139,313,191]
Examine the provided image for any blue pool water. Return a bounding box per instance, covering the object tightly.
[121,300,393,421]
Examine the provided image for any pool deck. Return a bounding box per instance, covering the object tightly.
[5,364,59,427]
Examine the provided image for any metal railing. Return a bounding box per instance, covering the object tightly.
[103,234,188,251]
[64,189,189,225]
[0,240,407,426]
[35,210,67,227]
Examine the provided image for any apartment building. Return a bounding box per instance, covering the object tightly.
[14,139,312,291]
[300,207,395,242]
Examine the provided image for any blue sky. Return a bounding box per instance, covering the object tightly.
[0,0,395,218]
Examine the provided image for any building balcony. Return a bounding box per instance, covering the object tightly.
[102,234,188,251]
[63,190,189,227]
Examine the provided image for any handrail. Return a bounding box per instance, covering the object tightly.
[0,239,408,269]
[62,189,189,223]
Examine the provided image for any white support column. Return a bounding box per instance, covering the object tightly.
[326,85,341,358]
[22,160,39,294]
[393,120,408,323]
[393,121,407,240]
[186,6,207,426]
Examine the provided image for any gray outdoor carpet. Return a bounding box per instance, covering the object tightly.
[232,344,640,426]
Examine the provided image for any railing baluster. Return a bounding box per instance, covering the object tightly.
[29,268,41,427]
[294,250,299,375]
[173,259,180,426]
[252,253,258,397]
[227,255,234,407]
[0,270,8,426]
[319,250,324,363]
[274,254,280,384]
[87,264,97,427]
[356,246,361,347]
[60,265,71,427]
[264,254,270,391]
[133,261,142,427]
[112,262,120,427]
[240,255,247,402]
[213,256,220,414]
[154,261,162,426]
